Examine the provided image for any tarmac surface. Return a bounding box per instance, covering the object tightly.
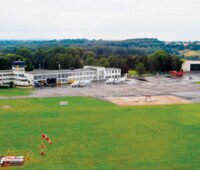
[1,73,200,103]
[30,72,200,103]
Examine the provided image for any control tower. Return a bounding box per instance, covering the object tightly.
[12,61,26,74]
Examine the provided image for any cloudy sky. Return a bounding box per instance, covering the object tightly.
[0,0,199,40]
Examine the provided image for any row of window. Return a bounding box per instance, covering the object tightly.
[0,78,28,82]
[58,72,94,78]
[106,70,120,74]
[0,74,26,77]
[34,72,95,80]
[0,74,14,77]
[0,78,14,81]
[58,76,94,81]
[106,75,121,79]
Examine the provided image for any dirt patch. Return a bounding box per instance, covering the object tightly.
[105,95,192,106]
[0,105,12,109]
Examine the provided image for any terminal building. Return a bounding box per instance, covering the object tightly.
[0,62,121,86]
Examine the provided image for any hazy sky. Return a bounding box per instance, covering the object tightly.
[0,0,199,41]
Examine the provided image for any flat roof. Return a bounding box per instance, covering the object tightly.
[0,67,121,75]
[0,70,13,73]
[84,65,104,68]
[85,66,120,70]
[27,68,96,75]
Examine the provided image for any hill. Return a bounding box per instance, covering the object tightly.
[0,38,164,51]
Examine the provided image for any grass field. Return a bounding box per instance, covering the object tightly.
[0,88,32,97]
[0,97,200,169]
[128,70,137,76]
[180,50,200,57]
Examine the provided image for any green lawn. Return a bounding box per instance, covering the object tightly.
[0,88,32,97]
[0,97,200,170]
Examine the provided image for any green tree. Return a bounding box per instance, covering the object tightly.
[4,54,24,69]
[148,51,163,72]
[136,63,146,76]
[108,56,121,68]
[171,56,183,71]
[83,51,96,60]
[66,47,83,57]
[148,51,182,72]
[85,55,97,65]
[74,55,83,68]
[49,53,74,69]
[98,57,109,67]
[16,48,33,58]
[49,47,67,58]
[0,56,8,70]
[32,49,48,69]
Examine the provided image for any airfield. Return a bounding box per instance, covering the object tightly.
[9,72,199,104]
[0,97,200,169]
[0,73,200,169]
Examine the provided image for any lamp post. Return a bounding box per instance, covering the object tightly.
[43,58,45,69]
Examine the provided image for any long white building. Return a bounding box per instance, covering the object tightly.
[0,62,121,86]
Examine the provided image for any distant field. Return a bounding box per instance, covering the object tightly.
[128,70,137,76]
[0,97,200,169]
[0,88,32,97]
[180,50,200,57]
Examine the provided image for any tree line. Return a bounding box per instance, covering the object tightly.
[0,38,164,52]
[0,46,183,74]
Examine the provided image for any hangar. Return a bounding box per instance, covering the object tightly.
[182,60,200,72]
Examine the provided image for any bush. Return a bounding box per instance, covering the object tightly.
[0,85,9,89]
[136,63,146,76]
[9,81,14,88]
[128,70,137,77]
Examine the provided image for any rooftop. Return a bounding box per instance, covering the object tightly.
[26,68,95,75]
[84,66,120,70]
[0,70,13,73]
[105,68,121,71]
[0,66,121,75]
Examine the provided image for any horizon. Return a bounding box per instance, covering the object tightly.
[0,38,199,42]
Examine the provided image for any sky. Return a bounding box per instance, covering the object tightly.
[0,0,199,41]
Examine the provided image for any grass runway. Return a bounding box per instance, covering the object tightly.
[0,97,200,169]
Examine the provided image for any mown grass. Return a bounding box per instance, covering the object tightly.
[0,88,32,97]
[0,97,200,170]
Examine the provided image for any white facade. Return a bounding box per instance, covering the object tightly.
[0,71,14,84]
[84,66,121,80]
[105,68,121,79]
[0,71,29,86]
[0,65,121,86]
[26,69,97,85]
[182,60,200,72]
